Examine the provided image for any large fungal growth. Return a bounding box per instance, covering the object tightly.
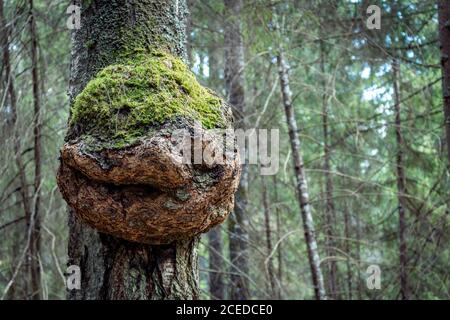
[57,50,241,244]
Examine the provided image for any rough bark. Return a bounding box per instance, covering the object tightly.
[438,0,450,171]
[186,0,195,68]
[58,121,240,245]
[28,0,42,299]
[224,0,250,300]
[64,0,218,300]
[320,41,338,299]
[392,58,410,300]
[206,36,225,300]
[276,50,327,300]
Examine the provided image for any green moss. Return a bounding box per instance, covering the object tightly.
[70,50,226,150]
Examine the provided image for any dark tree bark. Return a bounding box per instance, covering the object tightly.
[224,0,250,300]
[320,40,338,299]
[392,58,410,300]
[276,50,327,300]
[66,0,200,300]
[186,0,195,68]
[207,37,225,300]
[273,175,283,298]
[438,0,450,170]
[207,227,225,300]
[28,0,42,300]
[261,174,276,298]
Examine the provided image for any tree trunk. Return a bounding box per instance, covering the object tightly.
[273,175,283,298]
[207,227,225,300]
[66,0,200,300]
[224,0,250,300]
[343,206,352,300]
[186,0,195,68]
[320,40,338,299]
[438,0,450,171]
[0,0,31,299]
[392,58,410,300]
[206,34,225,301]
[276,50,327,300]
[261,174,276,298]
[28,0,42,300]
[355,206,362,300]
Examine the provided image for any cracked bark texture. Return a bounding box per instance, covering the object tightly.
[65,0,206,300]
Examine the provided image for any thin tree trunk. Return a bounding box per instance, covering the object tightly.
[28,0,41,300]
[320,40,338,299]
[355,207,362,300]
[206,34,225,301]
[224,0,249,300]
[392,58,410,300]
[273,174,283,298]
[276,50,327,300]
[438,0,450,170]
[343,206,352,300]
[67,0,199,300]
[261,174,276,298]
[0,1,31,299]
[208,227,225,300]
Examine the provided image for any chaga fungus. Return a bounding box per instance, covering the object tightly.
[57,51,241,244]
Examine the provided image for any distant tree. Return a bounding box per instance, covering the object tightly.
[438,0,450,170]
[224,0,250,300]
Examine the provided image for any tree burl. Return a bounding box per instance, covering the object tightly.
[57,50,241,244]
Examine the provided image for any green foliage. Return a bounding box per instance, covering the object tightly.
[70,50,225,149]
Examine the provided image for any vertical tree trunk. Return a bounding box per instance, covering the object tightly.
[273,175,283,297]
[261,174,276,298]
[392,58,410,300]
[438,0,450,170]
[343,206,352,300]
[0,0,31,299]
[355,207,363,300]
[320,40,338,299]
[206,38,225,300]
[276,50,327,300]
[28,0,41,300]
[224,0,249,300]
[67,0,199,300]
[207,227,225,300]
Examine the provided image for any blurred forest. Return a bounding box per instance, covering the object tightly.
[0,0,449,300]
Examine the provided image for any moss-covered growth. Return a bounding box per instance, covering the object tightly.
[69,50,226,150]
